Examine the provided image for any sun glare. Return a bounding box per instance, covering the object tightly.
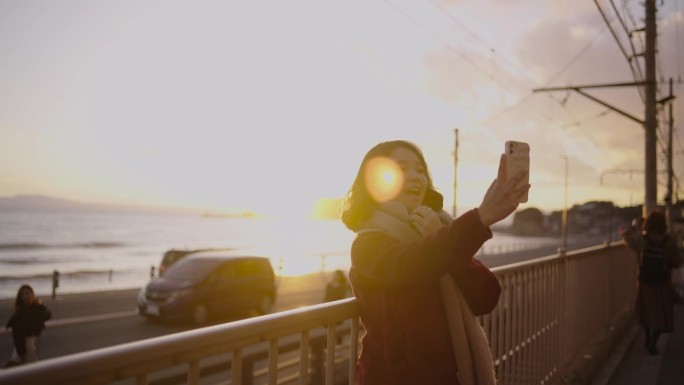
[364,157,403,203]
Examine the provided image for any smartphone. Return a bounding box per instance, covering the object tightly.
[423,189,444,212]
[505,141,530,203]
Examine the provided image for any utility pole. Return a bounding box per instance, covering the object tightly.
[561,155,568,251]
[452,128,459,218]
[666,78,674,230]
[644,0,658,216]
[534,1,662,217]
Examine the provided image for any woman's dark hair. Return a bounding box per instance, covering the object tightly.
[643,210,667,235]
[15,284,35,309]
[341,140,442,231]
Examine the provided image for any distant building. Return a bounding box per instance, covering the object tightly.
[509,208,545,236]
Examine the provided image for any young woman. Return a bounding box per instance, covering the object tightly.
[622,210,682,355]
[341,140,529,385]
[5,285,52,366]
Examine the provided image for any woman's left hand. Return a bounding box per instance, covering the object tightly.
[410,205,443,236]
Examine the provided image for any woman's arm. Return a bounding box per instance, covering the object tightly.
[621,227,642,254]
[39,305,52,322]
[352,209,492,288]
[450,259,501,315]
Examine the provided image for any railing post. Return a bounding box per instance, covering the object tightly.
[557,247,569,372]
[605,244,612,332]
[242,358,254,385]
[310,340,325,385]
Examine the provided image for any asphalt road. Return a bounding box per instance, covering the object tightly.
[0,238,611,368]
[0,273,332,366]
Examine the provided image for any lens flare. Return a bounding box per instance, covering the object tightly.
[364,157,403,203]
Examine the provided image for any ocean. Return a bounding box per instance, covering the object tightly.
[0,210,558,299]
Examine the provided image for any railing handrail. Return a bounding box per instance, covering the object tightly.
[0,298,359,385]
[0,241,632,385]
[490,241,622,275]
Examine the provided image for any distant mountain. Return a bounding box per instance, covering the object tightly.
[0,195,202,215]
[0,195,90,211]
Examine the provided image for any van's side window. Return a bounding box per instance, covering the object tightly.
[236,261,260,277]
[213,263,237,282]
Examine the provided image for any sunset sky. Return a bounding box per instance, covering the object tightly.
[1,0,682,219]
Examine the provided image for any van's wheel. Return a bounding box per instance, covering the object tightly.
[192,304,209,326]
[257,295,273,315]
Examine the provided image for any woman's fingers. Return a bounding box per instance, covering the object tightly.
[513,183,531,199]
[507,170,528,190]
[477,153,533,227]
[410,208,442,235]
[497,153,507,183]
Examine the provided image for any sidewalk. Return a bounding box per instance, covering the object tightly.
[597,304,684,385]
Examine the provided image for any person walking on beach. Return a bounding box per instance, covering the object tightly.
[622,211,682,355]
[341,140,530,385]
[4,285,52,367]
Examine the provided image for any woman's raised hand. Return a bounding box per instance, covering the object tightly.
[477,154,530,227]
[410,205,443,236]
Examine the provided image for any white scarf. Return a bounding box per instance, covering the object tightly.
[358,201,497,385]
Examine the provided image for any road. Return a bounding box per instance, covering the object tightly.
[0,273,332,366]
[0,238,611,368]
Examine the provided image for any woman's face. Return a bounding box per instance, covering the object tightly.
[389,146,428,212]
[20,288,34,304]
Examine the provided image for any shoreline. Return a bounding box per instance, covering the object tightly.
[0,235,612,301]
[0,287,141,304]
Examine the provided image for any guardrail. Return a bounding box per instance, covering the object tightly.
[0,242,635,385]
[0,299,360,385]
[485,242,636,384]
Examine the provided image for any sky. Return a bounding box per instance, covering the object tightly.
[1,0,683,219]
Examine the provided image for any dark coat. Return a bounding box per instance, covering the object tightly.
[6,303,52,356]
[623,230,682,332]
[349,209,501,385]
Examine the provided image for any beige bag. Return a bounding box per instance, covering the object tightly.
[3,336,39,368]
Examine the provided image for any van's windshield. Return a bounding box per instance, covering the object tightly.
[163,258,221,283]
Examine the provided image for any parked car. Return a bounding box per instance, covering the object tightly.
[138,251,276,325]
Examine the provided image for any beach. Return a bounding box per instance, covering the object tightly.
[0,208,570,300]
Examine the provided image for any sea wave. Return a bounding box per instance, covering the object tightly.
[0,257,70,265]
[0,269,133,282]
[0,242,126,251]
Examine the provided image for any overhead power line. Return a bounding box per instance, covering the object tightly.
[481,28,608,126]
[609,0,645,81]
[428,1,609,129]
[381,0,564,128]
[595,0,646,100]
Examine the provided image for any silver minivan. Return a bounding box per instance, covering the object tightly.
[138,251,276,325]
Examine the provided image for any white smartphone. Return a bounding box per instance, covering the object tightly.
[505,141,530,203]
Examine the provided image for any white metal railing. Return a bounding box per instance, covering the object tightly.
[0,242,635,385]
[0,299,360,385]
[483,242,636,384]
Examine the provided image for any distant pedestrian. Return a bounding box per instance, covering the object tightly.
[323,270,349,302]
[4,285,52,367]
[622,211,682,355]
